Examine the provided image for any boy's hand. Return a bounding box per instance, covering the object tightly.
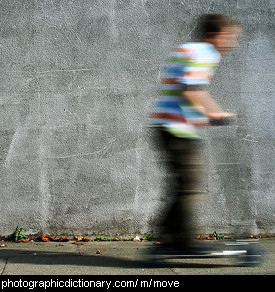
[208,112,236,126]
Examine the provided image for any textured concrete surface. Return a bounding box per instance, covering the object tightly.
[0,239,274,275]
[0,0,274,236]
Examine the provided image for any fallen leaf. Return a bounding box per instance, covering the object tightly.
[96,249,103,255]
[113,237,120,241]
[37,235,70,242]
[153,241,161,245]
[57,236,70,242]
[74,235,83,241]
[133,236,141,242]
[38,235,51,242]
[205,233,215,240]
[54,236,70,242]
[74,235,90,242]
[0,243,6,247]
[17,238,31,242]
[196,235,204,240]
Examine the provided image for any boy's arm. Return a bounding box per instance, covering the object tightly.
[175,44,235,120]
[183,90,235,120]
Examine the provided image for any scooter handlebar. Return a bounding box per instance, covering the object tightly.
[209,116,235,126]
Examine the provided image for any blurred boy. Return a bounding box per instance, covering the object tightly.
[150,14,241,252]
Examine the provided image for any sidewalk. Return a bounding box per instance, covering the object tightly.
[0,239,274,275]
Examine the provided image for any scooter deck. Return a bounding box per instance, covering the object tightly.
[226,239,259,245]
[153,250,248,259]
[149,239,261,260]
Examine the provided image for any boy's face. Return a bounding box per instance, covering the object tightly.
[212,26,241,55]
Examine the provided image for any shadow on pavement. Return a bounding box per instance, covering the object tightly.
[0,247,235,270]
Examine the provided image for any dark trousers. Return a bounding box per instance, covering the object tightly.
[158,129,206,249]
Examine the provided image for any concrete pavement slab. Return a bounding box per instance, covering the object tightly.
[0,239,274,275]
[0,241,174,275]
[0,258,7,275]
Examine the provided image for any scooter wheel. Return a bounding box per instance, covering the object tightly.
[236,246,266,267]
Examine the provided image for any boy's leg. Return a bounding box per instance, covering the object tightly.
[158,130,206,250]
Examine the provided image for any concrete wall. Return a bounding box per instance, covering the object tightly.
[0,0,274,236]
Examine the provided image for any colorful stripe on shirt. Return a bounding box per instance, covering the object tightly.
[149,42,220,138]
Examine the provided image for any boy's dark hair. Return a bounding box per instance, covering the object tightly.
[196,14,239,39]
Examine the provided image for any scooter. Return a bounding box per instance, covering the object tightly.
[147,239,265,267]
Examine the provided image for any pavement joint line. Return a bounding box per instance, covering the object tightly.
[1,257,8,275]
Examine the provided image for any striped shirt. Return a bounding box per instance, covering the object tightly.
[150,42,221,138]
